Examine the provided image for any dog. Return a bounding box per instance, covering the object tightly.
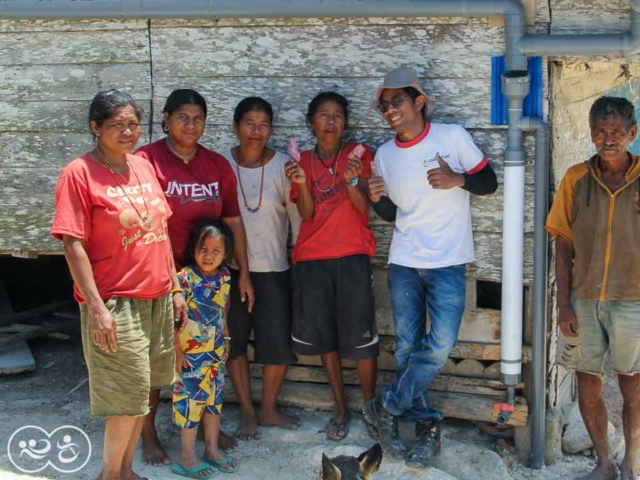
[321,443,383,480]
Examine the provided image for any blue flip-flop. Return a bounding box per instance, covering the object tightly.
[172,462,219,479]
[206,455,237,474]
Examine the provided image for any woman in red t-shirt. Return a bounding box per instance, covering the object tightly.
[51,90,185,480]
[284,92,379,441]
[135,89,253,461]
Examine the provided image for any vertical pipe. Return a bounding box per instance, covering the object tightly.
[501,73,530,388]
[500,159,525,385]
[520,117,550,469]
[504,11,527,71]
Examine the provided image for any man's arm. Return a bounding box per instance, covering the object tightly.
[372,196,397,222]
[556,235,579,337]
[461,163,498,196]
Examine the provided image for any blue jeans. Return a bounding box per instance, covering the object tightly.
[382,263,466,422]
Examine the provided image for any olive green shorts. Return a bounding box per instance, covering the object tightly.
[558,298,640,378]
[80,294,175,417]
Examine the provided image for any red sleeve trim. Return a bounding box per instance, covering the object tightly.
[466,157,489,175]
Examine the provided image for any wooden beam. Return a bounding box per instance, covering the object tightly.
[0,301,74,327]
[451,342,532,362]
[249,364,521,398]
[220,380,529,427]
[379,338,533,363]
[0,319,76,348]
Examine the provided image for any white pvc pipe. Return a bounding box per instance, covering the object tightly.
[500,165,525,380]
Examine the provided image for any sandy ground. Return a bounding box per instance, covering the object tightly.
[0,333,620,480]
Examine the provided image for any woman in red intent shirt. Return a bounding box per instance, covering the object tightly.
[136,89,253,462]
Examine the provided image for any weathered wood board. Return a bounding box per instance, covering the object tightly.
[0,341,36,375]
[0,64,152,101]
[375,305,503,344]
[0,19,149,32]
[218,379,529,426]
[153,77,494,129]
[247,339,532,373]
[150,23,504,80]
[248,364,520,398]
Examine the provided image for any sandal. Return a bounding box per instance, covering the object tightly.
[325,417,350,441]
[207,455,237,473]
[172,462,219,479]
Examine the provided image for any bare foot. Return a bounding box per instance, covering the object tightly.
[204,451,237,473]
[218,429,239,451]
[619,459,638,480]
[575,462,620,480]
[235,413,261,440]
[259,408,301,430]
[96,474,119,480]
[121,472,151,480]
[141,428,170,466]
[175,457,216,479]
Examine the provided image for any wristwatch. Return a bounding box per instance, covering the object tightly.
[348,176,359,187]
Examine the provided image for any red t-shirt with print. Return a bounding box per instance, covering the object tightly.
[135,140,241,268]
[290,142,376,263]
[51,154,174,303]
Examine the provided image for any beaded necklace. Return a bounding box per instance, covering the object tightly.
[311,143,342,193]
[95,147,151,229]
[233,146,266,214]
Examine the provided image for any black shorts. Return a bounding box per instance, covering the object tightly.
[227,269,296,366]
[292,254,379,359]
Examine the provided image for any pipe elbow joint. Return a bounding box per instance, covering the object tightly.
[518,116,549,134]
[502,0,526,17]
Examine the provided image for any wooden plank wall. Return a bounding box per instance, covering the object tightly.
[0,15,539,284]
[0,19,152,253]
[2,0,632,419]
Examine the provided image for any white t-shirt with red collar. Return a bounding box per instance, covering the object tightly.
[374,122,487,269]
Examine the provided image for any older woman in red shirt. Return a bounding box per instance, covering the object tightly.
[51,90,182,480]
[285,91,379,441]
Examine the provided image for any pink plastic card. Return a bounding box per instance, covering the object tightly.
[288,137,301,163]
[350,144,366,160]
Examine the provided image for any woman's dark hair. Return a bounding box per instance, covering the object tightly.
[402,86,427,118]
[233,96,274,125]
[183,219,234,267]
[589,96,637,131]
[306,91,350,131]
[89,90,143,131]
[162,89,208,132]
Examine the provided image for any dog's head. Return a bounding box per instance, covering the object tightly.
[321,443,383,480]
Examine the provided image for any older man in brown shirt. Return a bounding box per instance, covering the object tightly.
[546,96,640,480]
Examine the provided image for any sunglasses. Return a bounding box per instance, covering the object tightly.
[377,94,411,113]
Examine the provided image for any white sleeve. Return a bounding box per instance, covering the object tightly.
[455,126,487,174]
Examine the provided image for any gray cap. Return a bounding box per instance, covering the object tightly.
[373,67,435,119]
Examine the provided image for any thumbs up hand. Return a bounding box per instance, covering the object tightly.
[427,153,465,190]
[367,162,386,203]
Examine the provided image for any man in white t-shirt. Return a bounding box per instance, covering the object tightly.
[363,67,498,467]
